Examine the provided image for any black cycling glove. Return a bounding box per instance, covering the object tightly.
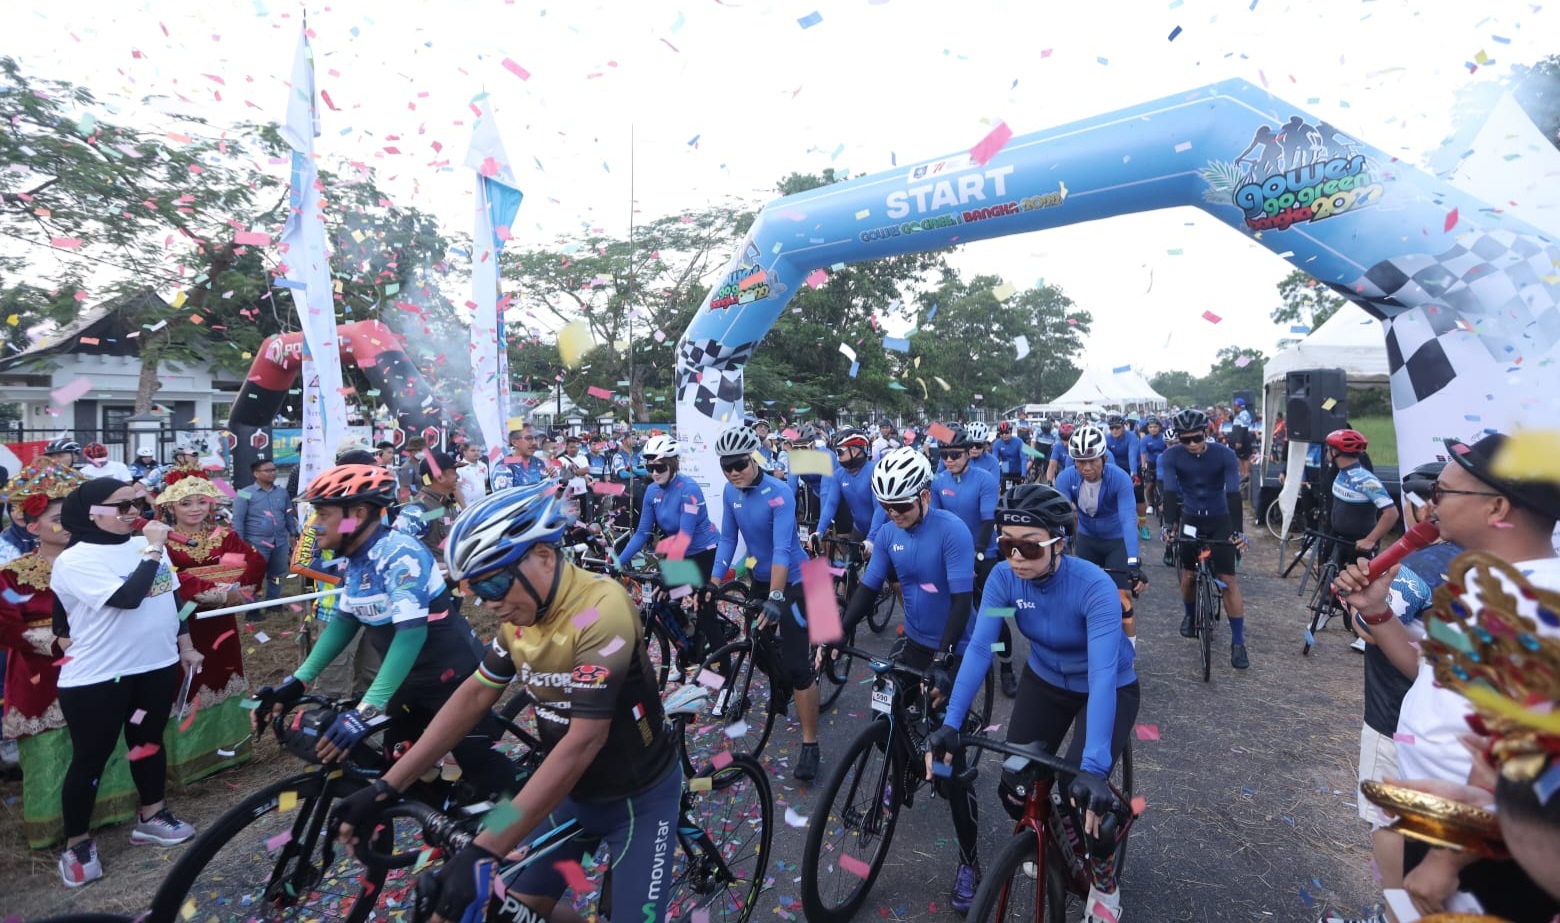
[1067,770,1115,819]
[432,841,503,923]
[329,778,400,841]
[253,675,306,724]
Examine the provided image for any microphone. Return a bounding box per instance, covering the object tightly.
[130,518,200,548]
[1361,520,1441,583]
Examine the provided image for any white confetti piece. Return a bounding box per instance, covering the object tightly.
[784,807,809,828]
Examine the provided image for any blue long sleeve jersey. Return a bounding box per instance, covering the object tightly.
[1105,430,1140,476]
[1055,464,1141,561]
[928,466,999,556]
[1139,433,1168,474]
[936,451,1004,483]
[618,473,721,562]
[944,557,1136,776]
[861,509,976,654]
[992,435,1027,477]
[712,473,810,585]
[1158,442,1242,518]
[816,458,886,540]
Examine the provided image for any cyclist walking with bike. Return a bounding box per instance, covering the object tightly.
[331,481,683,923]
[842,446,987,910]
[1159,409,1251,669]
[929,484,1140,923]
[708,424,824,781]
[1056,424,1147,649]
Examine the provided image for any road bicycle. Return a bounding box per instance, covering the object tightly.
[148,695,544,923]
[1174,534,1226,683]
[1301,529,1366,656]
[353,691,773,923]
[799,642,994,923]
[960,733,1137,922]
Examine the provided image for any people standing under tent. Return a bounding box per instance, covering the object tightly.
[153,475,263,785]
[0,461,139,851]
[232,457,298,614]
[52,478,205,887]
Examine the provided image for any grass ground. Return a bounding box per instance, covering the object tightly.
[1350,416,1397,466]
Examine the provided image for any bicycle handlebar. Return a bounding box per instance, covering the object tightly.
[351,800,472,870]
[954,734,1136,818]
[826,643,940,685]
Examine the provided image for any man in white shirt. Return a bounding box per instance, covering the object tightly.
[454,442,489,509]
[80,443,134,481]
[872,420,902,460]
[557,434,591,499]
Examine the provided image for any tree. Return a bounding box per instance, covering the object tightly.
[1148,369,1199,409]
[1270,269,1345,331]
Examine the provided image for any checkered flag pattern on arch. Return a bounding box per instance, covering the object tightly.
[1342,230,1560,409]
[676,337,759,422]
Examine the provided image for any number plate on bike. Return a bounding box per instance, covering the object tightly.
[871,677,895,714]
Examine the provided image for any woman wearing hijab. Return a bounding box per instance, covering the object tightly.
[50,478,203,888]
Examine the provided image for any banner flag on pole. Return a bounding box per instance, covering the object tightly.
[278,25,348,491]
[465,104,524,465]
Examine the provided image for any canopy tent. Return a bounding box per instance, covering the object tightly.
[1048,366,1168,411]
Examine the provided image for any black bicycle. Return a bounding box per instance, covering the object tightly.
[799,643,993,923]
[825,535,897,635]
[1174,535,1225,682]
[1302,529,1365,656]
[148,695,543,923]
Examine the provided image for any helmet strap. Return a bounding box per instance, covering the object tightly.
[840,449,867,471]
[342,508,382,555]
[517,545,564,618]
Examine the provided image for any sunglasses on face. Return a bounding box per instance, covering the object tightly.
[98,500,147,515]
[1429,483,1500,505]
[940,450,967,461]
[1179,434,1206,445]
[998,535,1064,560]
[645,463,670,474]
[879,498,918,515]
[469,568,521,602]
[720,456,751,473]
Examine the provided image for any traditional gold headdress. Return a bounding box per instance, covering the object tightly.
[0,460,90,514]
[155,474,225,507]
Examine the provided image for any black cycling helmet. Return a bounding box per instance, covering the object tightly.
[45,437,81,455]
[996,484,1075,537]
[1172,408,1209,434]
[1401,461,1445,503]
[1107,414,1126,427]
[832,427,871,451]
[943,424,973,449]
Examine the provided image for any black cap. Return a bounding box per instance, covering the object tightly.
[1446,434,1560,521]
[418,451,459,479]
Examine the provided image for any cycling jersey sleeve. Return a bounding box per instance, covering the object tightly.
[475,630,517,688]
[937,520,976,655]
[980,473,999,520]
[617,484,660,562]
[1129,433,1142,474]
[860,536,891,593]
[770,484,797,576]
[392,502,431,540]
[360,624,429,710]
[293,615,362,685]
[677,482,708,538]
[1160,451,1182,522]
[711,486,738,582]
[816,474,841,536]
[943,565,1007,731]
[1115,471,1141,561]
[866,504,886,544]
[1079,573,1125,776]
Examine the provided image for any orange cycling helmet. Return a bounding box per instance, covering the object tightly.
[302,464,397,507]
[1324,429,1368,454]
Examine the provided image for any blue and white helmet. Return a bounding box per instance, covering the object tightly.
[445,481,573,580]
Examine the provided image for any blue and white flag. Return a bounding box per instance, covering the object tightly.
[464,104,524,462]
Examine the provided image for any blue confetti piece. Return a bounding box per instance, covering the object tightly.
[926,303,938,321]
[1535,762,1560,805]
[1168,25,1182,41]
[1241,787,1255,795]
[848,360,860,379]
[1304,629,1316,646]
[891,152,897,166]
[1096,56,1109,66]
[1112,364,1132,374]
[1249,0,1259,9]
[1290,324,1311,334]
[1299,886,1314,907]
[687,134,701,147]
[1312,877,1323,891]
[792,603,807,628]
[930,761,952,778]
[797,11,822,28]
[1492,34,1511,44]
[883,336,910,352]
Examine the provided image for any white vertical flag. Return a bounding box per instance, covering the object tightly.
[278,25,348,490]
[464,104,523,466]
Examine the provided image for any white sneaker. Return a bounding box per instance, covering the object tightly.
[1350,637,1367,653]
[58,839,103,888]
[1085,886,1122,923]
[130,808,196,846]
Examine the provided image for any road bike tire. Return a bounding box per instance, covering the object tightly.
[149,771,387,923]
[669,754,774,923]
[799,720,904,923]
[681,639,778,771]
[1264,499,1285,540]
[1303,560,1340,656]
[1196,570,1214,683]
[645,618,675,690]
[956,664,997,772]
[817,641,848,710]
[866,587,895,633]
[1113,742,1135,876]
[964,829,1045,923]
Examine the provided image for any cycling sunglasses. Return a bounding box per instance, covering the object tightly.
[469,567,522,602]
[998,535,1064,560]
[879,498,917,515]
[1178,433,1206,445]
[645,462,670,474]
[719,455,751,473]
[939,450,967,461]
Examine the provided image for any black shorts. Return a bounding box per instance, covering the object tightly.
[1132,478,1145,504]
[1179,514,1237,575]
[1074,533,1130,591]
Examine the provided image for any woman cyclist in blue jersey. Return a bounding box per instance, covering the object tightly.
[929,483,1139,923]
[614,434,726,658]
[707,424,823,781]
[1055,424,1147,649]
[1138,415,1168,533]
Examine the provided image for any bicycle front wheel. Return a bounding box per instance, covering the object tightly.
[1196,571,1215,682]
[681,639,777,774]
[149,771,389,923]
[645,618,676,690]
[800,720,903,923]
[965,830,1045,923]
[1303,560,1341,656]
[1264,499,1285,539]
[668,754,774,923]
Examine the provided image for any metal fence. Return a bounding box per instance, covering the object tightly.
[0,426,217,467]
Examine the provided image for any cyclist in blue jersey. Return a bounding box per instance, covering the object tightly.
[841,447,985,911]
[707,424,823,780]
[1158,409,1251,670]
[788,425,838,534]
[492,426,548,491]
[1323,428,1398,556]
[1031,420,1058,482]
[811,427,885,549]
[1045,422,1077,484]
[615,434,726,658]
[1139,416,1168,529]
[1056,425,1146,648]
[962,421,1003,483]
[1105,414,1150,542]
[991,420,1027,492]
[929,484,1139,923]
[928,425,1017,698]
[253,465,517,795]
[331,482,682,923]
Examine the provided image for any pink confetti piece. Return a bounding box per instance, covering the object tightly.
[1201,310,1222,324]
[127,743,161,761]
[50,237,83,249]
[213,629,236,647]
[1444,208,1459,232]
[697,668,726,690]
[219,552,247,567]
[710,750,733,770]
[571,608,601,630]
[51,377,93,406]
[767,496,786,508]
[838,853,873,879]
[130,709,147,725]
[264,830,292,852]
[234,230,271,247]
[805,269,828,289]
[586,385,614,400]
[802,557,843,644]
[597,636,625,657]
[1393,732,1415,745]
[590,480,626,496]
[918,583,939,593]
[1134,724,1160,741]
[655,532,692,560]
[180,698,199,731]
[969,121,1014,167]
[501,58,531,81]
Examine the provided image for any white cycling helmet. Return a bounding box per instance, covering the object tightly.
[642,434,679,459]
[872,446,933,503]
[714,424,763,457]
[964,421,991,444]
[1068,424,1108,460]
[135,444,157,458]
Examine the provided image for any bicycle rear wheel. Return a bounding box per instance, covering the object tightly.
[645,619,676,690]
[965,830,1045,923]
[668,754,774,923]
[865,587,895,633]
[1195,570,1214,682]
[149,772,398,923]
[681,639,778,772]
[800,720,903,923]
[1263,499,1285,539]
[1303,560,1341,656]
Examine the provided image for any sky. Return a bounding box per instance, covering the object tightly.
[6,0,1556,380]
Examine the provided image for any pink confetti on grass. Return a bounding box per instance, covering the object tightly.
[969,121,1014,166]
[1134,723,1160,741]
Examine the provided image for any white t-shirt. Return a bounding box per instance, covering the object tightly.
[82,460,134,481]
[1395,555,1560,783]
[53,537,182,687]
[456,461,489,508]
[559,451,591,497]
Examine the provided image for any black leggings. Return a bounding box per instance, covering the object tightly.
[58,664,180,838]
[750,578,814,692]
[688,548,728,653]
[1007,667,1140,785]
[387,686,523,799]
[897,639,980,865]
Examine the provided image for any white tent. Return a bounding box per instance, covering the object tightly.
[1049,366,1167,411]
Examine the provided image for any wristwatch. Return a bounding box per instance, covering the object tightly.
[355,703,383,722]
[768,589,786,602]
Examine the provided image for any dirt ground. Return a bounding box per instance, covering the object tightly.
[3,536,1386,921]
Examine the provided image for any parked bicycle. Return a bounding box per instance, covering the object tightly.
[1300,529,1364,656]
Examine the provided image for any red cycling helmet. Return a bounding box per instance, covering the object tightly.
[1324,429,1368,454]
[83,441,109,460]
[1058,423,1076,439]
[997,420,1012,435]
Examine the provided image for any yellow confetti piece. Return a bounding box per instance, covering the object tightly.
[1491,430,1560,483]
[787,449,834,476]
[558,320,593,369]
[171,290,188,309]
[181,899,197,921]
[5,314,18,327]
[854,209,870,220]
[1474,49,1489,65]
[1320,397,1338,411]
[278,790,298,812]
[991,282,1017,302]
[689,775,713,792]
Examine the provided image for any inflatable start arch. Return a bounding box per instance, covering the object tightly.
[676,78,1558,516]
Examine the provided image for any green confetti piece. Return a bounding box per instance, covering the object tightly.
[385,283,401,295]
[1428,617,1473,653]
[660,559,705,588]
[1020,443,1044,458]
[990,642,1006,653]
[178,601,197,622]
[984,607,1016,619]
[419,506,447,521]
[239,698,262,710]
[481,800,522,832]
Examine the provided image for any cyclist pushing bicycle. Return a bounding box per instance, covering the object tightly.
[329,481,683,923]
[928,484,1140,923]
